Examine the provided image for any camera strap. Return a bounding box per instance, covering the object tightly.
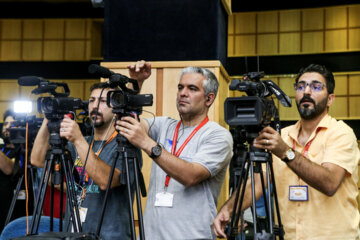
[164,116,209,190]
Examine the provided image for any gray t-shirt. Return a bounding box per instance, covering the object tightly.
[66,135,142,240]
[143,117,233,240]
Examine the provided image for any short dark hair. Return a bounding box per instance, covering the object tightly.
[3,109,15,121]
[89,82,113,93]
[295,64,335,94]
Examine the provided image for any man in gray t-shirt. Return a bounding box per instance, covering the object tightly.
[116,61,233,239]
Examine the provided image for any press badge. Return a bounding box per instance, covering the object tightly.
[289,185,308,201]
[154,192,173,207]
[79,207,88,223]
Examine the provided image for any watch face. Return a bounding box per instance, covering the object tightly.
[287,149,295,160]
[152,145,162,157]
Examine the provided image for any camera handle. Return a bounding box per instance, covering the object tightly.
[226,145,284,240]
[95,132,146,240]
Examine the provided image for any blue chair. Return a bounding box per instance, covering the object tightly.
[0,216,60,240]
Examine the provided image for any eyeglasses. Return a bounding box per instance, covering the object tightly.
[294,81,326,92]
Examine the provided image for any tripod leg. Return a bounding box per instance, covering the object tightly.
[268,162,284,240]
[31,156,53,234]
[5,174,24,226]
[123,152,136,240]
[133,157,145,240]
[61,154,82,232]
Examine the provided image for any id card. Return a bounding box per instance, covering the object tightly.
[79,207,88,223]
[289,185,308,201]
[154,192,174,207]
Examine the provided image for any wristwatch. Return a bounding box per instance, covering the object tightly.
[282,148,296,163]
[150,143,162,158]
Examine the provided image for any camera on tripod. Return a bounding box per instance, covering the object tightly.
[107,88,153,116]
[225,71,291,135]
[88,64,153,116]
[18,76,88,121]
[223,71,290,240]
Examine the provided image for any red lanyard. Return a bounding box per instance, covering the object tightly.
[164,116,209,188]
[292,128,321,158]
[292,127,321,183]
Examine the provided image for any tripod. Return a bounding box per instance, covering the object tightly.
[95,131,146,240]
[5,157,37,227]
[29,118,82,235]
[226,132,284,240]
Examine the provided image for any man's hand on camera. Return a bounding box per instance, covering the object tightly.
[115,115,154,154]
[60,114,83,144]
[128,60,151,83]
[253,126,289,159]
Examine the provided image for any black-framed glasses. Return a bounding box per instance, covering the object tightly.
[294,81,326,92]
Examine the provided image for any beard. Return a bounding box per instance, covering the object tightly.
[90,111,104,128]
[296,95,328,120]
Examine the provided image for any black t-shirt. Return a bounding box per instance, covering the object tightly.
[0,144,33,233]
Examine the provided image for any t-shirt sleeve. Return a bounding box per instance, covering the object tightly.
[322,124,360,174]
[145,116,171,142]
[191,128,233,177]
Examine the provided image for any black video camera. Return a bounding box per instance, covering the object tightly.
[9,114,43,145]
[88,64,153,116]
[18,76,88,121]
[225,71,291,137]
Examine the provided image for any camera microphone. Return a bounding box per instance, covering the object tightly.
[18,76,45,86]
[88,64,114,78]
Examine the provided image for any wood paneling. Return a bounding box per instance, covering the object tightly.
[0,18,103,61]
[229,4,360,57]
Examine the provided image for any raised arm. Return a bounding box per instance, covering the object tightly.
[30,118,50,168]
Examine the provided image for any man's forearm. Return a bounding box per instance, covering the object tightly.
[31,119,50,168]
[286,152,345,196]
[0,151,14,175]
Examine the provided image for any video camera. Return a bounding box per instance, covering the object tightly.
[225,71,291,137]
[88,64,153,116]
[18,76,88,121]
[9,114,43,145]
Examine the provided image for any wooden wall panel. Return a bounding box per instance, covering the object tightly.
[302,8,324,31]
[349,5,360,27]
[235,35,256,56]
[44,19,65,39]
[0,18,102,61]
[65,41,85,60]
[349,75,360,95]
[0,41,21,60]
[329,96,348,118]
[325,29,347,52]
[43,41,64,61]
[23,20,43,39]
[0,19,22,39]
[228,4,360,57]
[22,41,42,61]
[333,75,348,96]
[302,32,324,53]
[349,29,360,51]
[279,10,300,32]
[349,97,360,118]
[257,34,278,55]
[325,6,347,29]
[235,12,256,34]
[257,11,278,33]
[279,33,300,54]
[65,19,86,39]
[0,81,19,101]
